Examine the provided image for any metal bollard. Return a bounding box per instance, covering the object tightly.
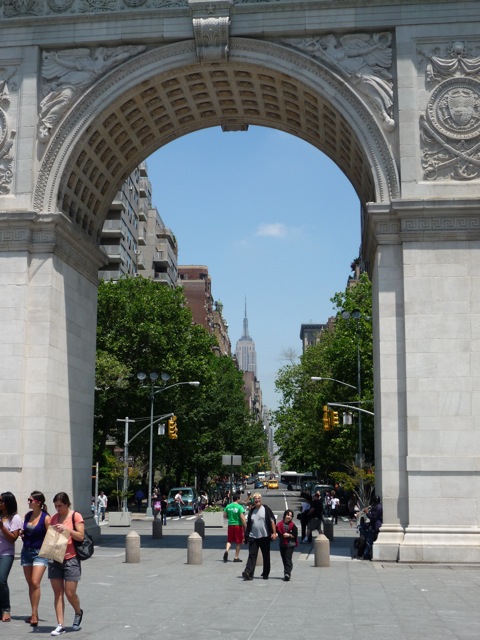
[194,516,205,539]
[314,534,330,567]
[125,531,141,563]
[187,532,202,565]
[152,519,163,539]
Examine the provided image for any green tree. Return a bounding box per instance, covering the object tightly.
[272,272,373,478]
[94,277,264,496]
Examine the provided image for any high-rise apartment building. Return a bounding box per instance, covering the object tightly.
[99,162,178,285]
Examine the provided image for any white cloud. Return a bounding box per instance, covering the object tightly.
[256,223,288,238]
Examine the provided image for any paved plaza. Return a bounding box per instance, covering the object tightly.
[5,515,480,639]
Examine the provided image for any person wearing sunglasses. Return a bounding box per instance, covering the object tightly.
[0,492,23,622]
[21,491,51,627]
[242,493,277,580]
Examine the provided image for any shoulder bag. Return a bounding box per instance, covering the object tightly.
[73,511,94,561]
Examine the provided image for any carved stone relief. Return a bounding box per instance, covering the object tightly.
[38,45,146,141]
[418,41,480,181]
[0,68,17,195]
[282,33,395,132]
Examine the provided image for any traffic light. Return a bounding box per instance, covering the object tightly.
[323,406,330,431]
[168,415,178,439]
[331,411,339,427]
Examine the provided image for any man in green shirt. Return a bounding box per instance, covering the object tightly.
[223,493,246,563]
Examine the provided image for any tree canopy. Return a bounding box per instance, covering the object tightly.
[272,273,373,479]
[94,277,265,493]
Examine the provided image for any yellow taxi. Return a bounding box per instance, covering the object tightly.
[267,478,279,490]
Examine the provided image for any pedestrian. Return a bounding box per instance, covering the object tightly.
[161,495,168,525]
[134,488,145,513]
[152,493,161,519]
[174,490,184,519]
[242,493,277,580]
[47,492,84,636]
[299,493,312,543]
[198,491,208,511]
[362,496,383,560]
[96,491,108,522]
[0,491,23,622]
[276,509,298,581]
[331,490,340,524]
[223,493,246,563]
[21,491,51,627]
[325,491,332,517]
[307,492,323,543]
[243,491,254,510]
[348,493,360,527]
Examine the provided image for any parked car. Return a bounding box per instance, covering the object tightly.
[166,487,199,516]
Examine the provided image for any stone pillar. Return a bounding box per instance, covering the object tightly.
[0,212,105,514]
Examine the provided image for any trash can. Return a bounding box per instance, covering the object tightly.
[323,516,334,541]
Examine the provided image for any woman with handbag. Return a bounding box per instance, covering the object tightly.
[0,492,23,622]
[21,491,51,627]
[47,492,84,636]
[276,509,298,582]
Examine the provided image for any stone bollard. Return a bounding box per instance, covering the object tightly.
[323,517,334,542]
[187,532,202,565]
[152,519,163,539]
[194,516,205,539]
[314,534,330,567]
[125,531,141,563]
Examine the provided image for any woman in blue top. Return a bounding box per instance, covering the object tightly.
[21,491,51,627]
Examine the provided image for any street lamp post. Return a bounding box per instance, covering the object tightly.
[342,309,364,466]
[137,372,200,517]
[311,376,357,390]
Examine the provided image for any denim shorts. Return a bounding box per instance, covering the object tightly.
[48,556,82,582]
[20,547,49,567]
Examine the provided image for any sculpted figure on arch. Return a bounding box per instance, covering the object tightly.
[38,45,146,142]
[284,32,395,132]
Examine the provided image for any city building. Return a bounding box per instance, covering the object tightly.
[235,301,257,376]
[178,265,231,356]
[99,162,178,285]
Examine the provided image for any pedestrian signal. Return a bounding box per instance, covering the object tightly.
[168,415,178,439]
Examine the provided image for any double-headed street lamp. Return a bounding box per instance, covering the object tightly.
[137,372,200,517]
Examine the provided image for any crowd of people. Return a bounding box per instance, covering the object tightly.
[0,489,84,635]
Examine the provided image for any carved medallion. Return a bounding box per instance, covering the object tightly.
[427,78,480,141]
[123,0,148,6]
[47,0,75,12]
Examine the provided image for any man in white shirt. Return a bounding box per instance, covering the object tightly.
[97,491,108,521]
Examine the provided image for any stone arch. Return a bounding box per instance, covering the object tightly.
[34,37,399,242]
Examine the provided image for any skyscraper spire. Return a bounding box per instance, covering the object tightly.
[235,298,257,376]
[242,297,251,339]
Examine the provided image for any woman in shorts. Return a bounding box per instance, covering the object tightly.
[48,492,84,636]
[0,492,23,622]
[21,491,51,627]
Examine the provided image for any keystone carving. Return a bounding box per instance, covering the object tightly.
[419,41,480,181]
[282,32,395,132]
[38,45,146,142]
[192,16,231,61]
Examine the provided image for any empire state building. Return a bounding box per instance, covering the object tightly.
[235,301,257,377]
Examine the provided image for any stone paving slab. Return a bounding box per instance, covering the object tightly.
[5,516,480,639]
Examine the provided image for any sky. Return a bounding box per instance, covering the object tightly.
[146,126,360,412]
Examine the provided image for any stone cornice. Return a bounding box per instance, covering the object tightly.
[0,211,106,284]
[0,0,469,25]
[367,199,480,247]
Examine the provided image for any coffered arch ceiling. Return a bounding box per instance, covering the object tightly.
[36,39,398,243]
